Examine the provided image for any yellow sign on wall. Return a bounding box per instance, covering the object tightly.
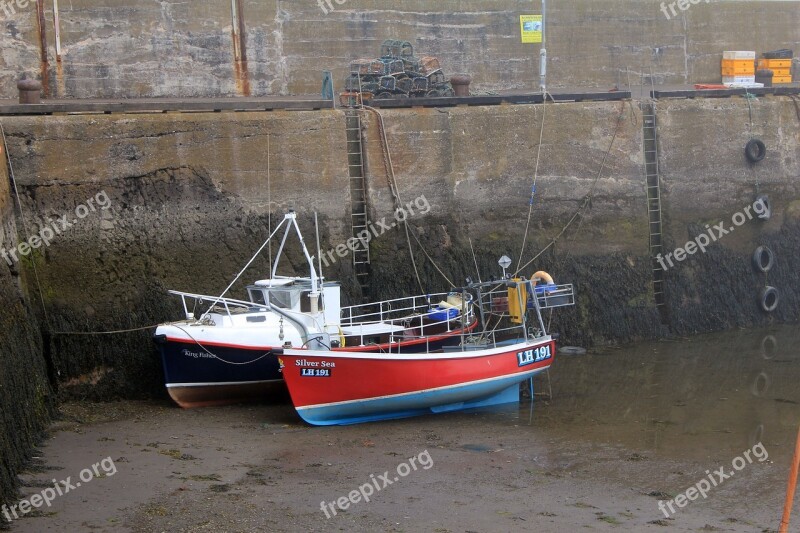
[520,15,542,44]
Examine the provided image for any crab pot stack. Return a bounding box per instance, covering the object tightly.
[341,39,455,103]
[758,49,794,84]
[721,51,756,85]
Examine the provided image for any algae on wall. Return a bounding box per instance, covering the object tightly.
[0,141,54,513]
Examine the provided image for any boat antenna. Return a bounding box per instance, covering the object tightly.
[267,133,273,272]
[315,211,323,285]
[468,236,482,283]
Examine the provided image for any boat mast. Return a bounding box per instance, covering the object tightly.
[270,211,320,313]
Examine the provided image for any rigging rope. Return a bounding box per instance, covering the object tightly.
[514,100,629,276]
[362,106,434,292]
[516,91,551,273]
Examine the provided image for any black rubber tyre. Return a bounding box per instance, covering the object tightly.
[754,194,771,221]
[745,139,766,163]
[375,92,393,99]
[752,245,775,273]
[760,286,779,313]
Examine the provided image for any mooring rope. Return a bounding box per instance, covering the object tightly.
[516,91,552,273]
[171,324,271,366]
[361,106,434,292]
[514,100,628,276]
[1,120,52,330]
[51,324,159,336]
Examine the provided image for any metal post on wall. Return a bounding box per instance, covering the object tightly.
[539,0,547,93]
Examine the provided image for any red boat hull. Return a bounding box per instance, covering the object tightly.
[280,338,555,425]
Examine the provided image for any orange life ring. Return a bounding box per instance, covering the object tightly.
[531,271,554,285]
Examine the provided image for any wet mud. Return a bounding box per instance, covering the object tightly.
[5,325,798,532]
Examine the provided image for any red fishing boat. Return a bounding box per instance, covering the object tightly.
[279,275,574,425]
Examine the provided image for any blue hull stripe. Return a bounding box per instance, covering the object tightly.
[295,369,546,426]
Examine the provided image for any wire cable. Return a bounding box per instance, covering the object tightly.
[515,100,628,276]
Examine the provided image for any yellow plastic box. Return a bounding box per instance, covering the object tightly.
[758,59,792,69]
[721,59,755,76]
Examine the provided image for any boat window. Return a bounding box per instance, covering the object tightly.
[269,289,299,310]
[248,288,267,306]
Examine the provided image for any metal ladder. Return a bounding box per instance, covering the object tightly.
[345,110,371,290]
[641,101,667,314]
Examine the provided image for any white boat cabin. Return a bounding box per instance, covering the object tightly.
[246,276,342,327]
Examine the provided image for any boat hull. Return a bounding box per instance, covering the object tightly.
[279,338,555,425]
[154,319,478,408]
[155,337,284,408]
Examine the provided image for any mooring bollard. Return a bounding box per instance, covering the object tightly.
[17,78,43,104]
[450,74,472,97]
[779,425,800,533]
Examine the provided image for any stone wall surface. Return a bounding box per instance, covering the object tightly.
[0,128,53,511]
[0,1,798,99]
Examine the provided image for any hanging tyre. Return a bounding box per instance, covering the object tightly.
[759,286,779,313]
[745,139,766,163]
[752,245,775,273]
[754,194,771,220]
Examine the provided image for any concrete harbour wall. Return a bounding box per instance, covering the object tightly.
[1,1,799,99]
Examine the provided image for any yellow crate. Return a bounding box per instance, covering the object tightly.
[722,66,755,76]
[722,59,754,68]
[721,59,755,76]
[758,59,792,69]
[765,68,791,76]
[773,75,793,84]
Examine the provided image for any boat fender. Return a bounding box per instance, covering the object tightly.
[531,271,554,285]
[759,286,779,313]
[755,194,771,220]
[752,245,775,273]
[338,327,346,349]
[745,138,766,163]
